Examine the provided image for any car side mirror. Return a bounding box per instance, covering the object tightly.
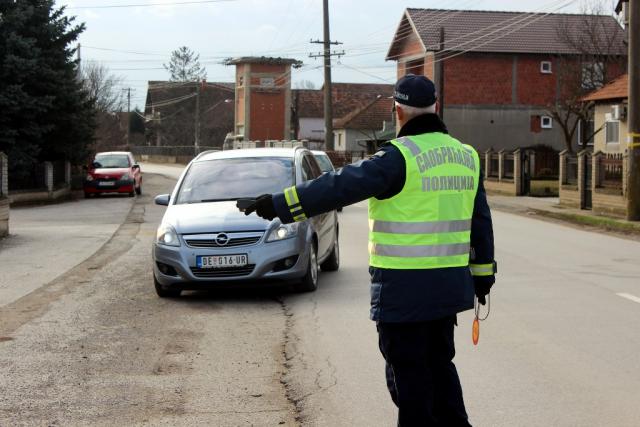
[154,194,170,206]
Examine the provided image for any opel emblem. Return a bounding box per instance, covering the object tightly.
[216,233,229,246]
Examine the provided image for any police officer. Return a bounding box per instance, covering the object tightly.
[240,74,496,426]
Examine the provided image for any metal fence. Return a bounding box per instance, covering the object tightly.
[531,149,559,179]
[52,160,67,189]
[598,153,623,193]
[9,163,47,191]
[503,153,514,180]
[488,153,499,178]
[564,154,578,185]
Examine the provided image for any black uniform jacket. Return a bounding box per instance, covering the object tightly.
[273,113,495,323]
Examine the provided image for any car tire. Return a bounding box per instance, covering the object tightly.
[320,230,340,272]
[296,243,319,292]
[154,275,181,298]
[135,184,142,195]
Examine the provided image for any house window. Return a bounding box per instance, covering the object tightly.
[540,61,552,74]
[582,62,604,90]
[541,116,553,129]
[260,77,275,88]
[605,121,620,144]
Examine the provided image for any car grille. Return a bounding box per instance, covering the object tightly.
[185,236,261,248]
[190,265,256,278]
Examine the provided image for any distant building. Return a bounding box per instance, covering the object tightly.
[386,8,627,152]
[144,81,234,148]
[582,74,629,154]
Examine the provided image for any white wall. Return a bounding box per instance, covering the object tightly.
[298,117,325,141]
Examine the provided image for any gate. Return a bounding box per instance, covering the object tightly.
[582,153,592,210]
[520,150,531,195]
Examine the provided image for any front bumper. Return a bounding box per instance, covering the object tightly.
[152,234,311,288]
[84,179,135,194]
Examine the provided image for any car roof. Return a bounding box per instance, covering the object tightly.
[95,151,131,156]
[195,147,304,162]
[311,150,329,157]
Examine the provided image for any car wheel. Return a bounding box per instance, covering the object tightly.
[296,243,319,292]
[320,230,340,272]
[154,275,181,298]
[135,184,142,195]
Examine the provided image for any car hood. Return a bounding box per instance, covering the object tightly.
[91,167,129,177]
[163,201,272,234]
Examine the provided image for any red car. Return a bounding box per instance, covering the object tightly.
[84,151,142,198]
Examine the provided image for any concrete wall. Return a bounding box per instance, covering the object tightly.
[445,105,570,152]
[298,117,324,141]
[593,102,630,154]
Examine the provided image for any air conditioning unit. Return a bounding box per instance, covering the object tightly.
[611,104,627,121]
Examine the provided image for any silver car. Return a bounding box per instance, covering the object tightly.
[152,147,340,297]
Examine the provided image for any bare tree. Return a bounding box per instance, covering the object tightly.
[294,79,317,89]
[82,61,126,113]
[163,46,207,82]
[81,62,128,150]
[548,0,627,152]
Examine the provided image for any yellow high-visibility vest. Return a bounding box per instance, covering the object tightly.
[368,133,480,269]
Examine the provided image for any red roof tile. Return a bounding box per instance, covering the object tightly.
[334,97,394,130]
[582,74,628,101]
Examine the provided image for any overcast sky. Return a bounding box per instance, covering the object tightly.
[57,0,615,109]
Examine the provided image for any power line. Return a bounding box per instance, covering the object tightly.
[68,0,238,10]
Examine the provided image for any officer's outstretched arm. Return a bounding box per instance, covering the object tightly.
[272,148,402,224]
[469,174,496,304]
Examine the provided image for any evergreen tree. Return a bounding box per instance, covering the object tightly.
[163,46,207,82]
[0,1,95,180]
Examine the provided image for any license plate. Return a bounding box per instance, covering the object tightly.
[197,254,248,269]
[98,181,116,187]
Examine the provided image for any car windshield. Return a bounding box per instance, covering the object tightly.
[176,157,294,204]
[94,154,130,168]
[314,154,334,173]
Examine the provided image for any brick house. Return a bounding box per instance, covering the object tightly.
[144,81,235,148]
[292,83,394,151]
[386,8,626,152]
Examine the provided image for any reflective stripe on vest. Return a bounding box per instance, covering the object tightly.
[368,133,480,269]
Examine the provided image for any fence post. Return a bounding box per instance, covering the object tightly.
[513,149,522,196]
[559,150,567,186]
[498,149,505,182]
[65,161,71,188]
[44,161,54,195]
[0,152,7,197]
[484,149,492,179]
[577,150,586,208]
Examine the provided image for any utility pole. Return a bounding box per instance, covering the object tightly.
[437,27,446,120]
[628,0,640,220]
[126,88,131,147]
[194,80,201,155]
[309,0,343,151]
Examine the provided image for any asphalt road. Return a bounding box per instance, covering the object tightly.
[1,164,640,426]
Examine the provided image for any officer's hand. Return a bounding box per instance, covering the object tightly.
[242,194,277,221]
[473,275,494,305]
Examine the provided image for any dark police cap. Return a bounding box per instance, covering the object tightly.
[393,74,437,108]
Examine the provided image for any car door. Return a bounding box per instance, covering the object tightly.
[303,153,335,260]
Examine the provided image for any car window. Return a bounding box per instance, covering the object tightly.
[301,156,314,182]
[305,154,323,179]
[314,154,334,173]
[94,154,130,168]
[176,157,294,204]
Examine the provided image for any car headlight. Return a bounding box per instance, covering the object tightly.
[121,173,131,181]
[85,174,94,181]
[266,222,299,242]
[156,224,180,247]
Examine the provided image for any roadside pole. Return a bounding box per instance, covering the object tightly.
[194,80,201,156]
[437,27,446,120]
[628,0,640,220]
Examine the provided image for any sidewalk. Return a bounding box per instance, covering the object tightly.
[0,196,133,307]
[488,195,640,236]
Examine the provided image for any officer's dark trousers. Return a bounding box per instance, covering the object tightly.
[377,316,471,427]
